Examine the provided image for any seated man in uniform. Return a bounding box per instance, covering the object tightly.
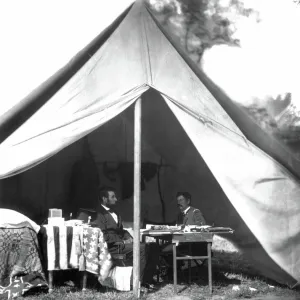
[162,192,208,275]
[90,186,159,288]
[176,192,206,226]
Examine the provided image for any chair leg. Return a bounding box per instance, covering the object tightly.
[82,271,88,292]
[48,271,54,293]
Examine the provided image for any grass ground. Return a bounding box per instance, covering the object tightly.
[24,236,300,300]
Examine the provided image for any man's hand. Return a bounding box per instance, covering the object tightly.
[122,230,133,244]
[124,237,133,244]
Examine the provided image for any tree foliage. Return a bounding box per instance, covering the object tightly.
[147,0,300,150]
[147,0,259,62]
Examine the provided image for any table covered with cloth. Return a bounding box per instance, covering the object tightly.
[0,222,47,300]
[40,225,132,291]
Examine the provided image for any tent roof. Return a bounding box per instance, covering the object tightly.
[0,0,299,180]
[0,0,245,177]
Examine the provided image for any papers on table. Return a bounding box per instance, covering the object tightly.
[205,227,234,233]
[145,224,181,230]
[142,225,234,235]
[146,230,179,235]
[64,219,83,226]
[183,225,211,232]
[188,225,234,233]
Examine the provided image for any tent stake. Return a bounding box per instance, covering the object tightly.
[133,97,142,298]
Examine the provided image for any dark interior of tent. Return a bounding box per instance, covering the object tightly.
[1,89,227,223]
[0,88,295,284]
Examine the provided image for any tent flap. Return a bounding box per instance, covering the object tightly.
[165,97,300,286]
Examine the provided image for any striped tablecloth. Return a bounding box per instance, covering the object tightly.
[41,225,112,280]
[42,225,81,271]
[41,225,132,290]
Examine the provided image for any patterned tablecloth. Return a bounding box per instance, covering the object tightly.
[41,225,112,279]
[0,222,47,300]
[41,225,132,290]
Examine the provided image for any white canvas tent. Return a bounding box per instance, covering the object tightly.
[1,0,300,291]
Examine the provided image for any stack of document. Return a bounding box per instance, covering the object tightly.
[206,227,234,233]
[189,225,234,233]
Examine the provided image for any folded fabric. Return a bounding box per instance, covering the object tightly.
[0,221,34,231]
[101,266,133,291]
[0,226,47,299]
[0,209,40,233]
[0,272,47,300]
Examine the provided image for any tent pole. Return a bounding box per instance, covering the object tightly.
[133,97,142,298]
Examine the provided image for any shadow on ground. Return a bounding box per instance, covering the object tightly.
[212,249,287,288]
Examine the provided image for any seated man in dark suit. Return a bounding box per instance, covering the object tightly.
[90,186,159,288]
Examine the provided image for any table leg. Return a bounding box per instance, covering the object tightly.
[173,243,177,294]
[82,271,88,291]
[156,238,160,283]
[188,260,191,284]
[48,271,53,293]
[188,243,191,284]
[207,242,212,294]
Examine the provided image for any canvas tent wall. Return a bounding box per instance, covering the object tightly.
[1,0,300,289]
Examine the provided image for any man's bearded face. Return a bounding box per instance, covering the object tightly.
[104,191,118,207]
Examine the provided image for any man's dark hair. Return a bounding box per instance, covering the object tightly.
[176,192,191,203]
[99,186,116,202]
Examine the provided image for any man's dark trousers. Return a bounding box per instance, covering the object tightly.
[109,242,159,284]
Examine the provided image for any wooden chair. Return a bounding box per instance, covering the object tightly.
[143,219,175,282]
[176,243,210,284]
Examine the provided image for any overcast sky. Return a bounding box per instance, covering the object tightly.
[0,0,133,116]
[201,0,300,109]
[1,0,300,118]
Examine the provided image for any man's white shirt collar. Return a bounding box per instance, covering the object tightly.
[183,206,191,215]
[102,204,118,223]
[101,204,110,210]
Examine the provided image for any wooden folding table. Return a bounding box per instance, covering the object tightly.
[141,230,214,294]
[171,232,213,294]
